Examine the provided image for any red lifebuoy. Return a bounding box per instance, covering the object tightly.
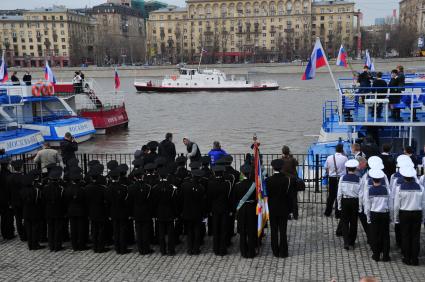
[46,84,54,96]
[32,84,42,96]
[40,85,48,96]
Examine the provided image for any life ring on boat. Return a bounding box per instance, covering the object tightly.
[45,83,55,96]
[32,83,43,96]
[40,85,49,96]
[171,75,177,81]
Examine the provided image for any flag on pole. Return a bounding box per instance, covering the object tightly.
[0,52,9,83]
[365,50,375,71]
[254,142,269,237]
[336,45,348,68]
[44,61,56,84]
[201,48,208,54]
[114,67,120,90]
[302,38,329,80]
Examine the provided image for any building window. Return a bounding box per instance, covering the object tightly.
[62,45,66,49]
[62,38,66,42]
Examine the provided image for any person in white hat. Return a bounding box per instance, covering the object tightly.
[393,166,425,266]
[337,159,361,250]
[390,155,417,248]
[363,169,392,262]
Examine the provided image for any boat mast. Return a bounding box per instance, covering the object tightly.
[198,48,204,71]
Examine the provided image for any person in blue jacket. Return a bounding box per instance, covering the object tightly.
[208,141,228,166]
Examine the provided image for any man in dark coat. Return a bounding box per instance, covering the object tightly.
[180,169,206,255]
[0,158,15,240]
[380,143,396,180]
[158,133,176,164]
[60,132,78,168]
[106,169,131,254]
[372,72,388,118]
[21,170,45,250]
[44,166,66,251]
[128,168,154,255]
[357,65,372,93]
[152,167,178,255]
[234,164,257,258]
[64,167,88,251]
[266,159,293,258]
[85,164,109,253]
[183,137,201,163]
[8,160,27,241]
[207,165,232,256]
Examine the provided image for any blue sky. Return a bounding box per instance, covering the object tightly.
[0,0,399,25]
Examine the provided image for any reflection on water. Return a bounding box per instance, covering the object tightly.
[79,72,338,154]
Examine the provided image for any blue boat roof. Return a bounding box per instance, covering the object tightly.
[22,96,59,102]
[0,128,41,138]
[29,117,91,126]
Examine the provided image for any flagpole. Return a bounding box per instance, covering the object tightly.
[317,37,338,90]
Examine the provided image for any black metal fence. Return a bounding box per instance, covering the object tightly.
[13,153,328,204]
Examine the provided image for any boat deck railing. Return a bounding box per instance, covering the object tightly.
[337,78,425,126]
[135,79,163,87]
[77,94,125,111]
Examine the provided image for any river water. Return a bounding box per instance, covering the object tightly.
[78,72,340,154]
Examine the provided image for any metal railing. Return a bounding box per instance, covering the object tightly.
[9,152,328,204]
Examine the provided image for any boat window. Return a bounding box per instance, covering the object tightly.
[212,78,214,80]
[168,83,171,85]
[186,83,188,85]
[181,70,187,75]
[191,70,195,75]
[195,83,197,85]
[177,83,179,85]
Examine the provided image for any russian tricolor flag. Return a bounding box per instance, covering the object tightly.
[0,52,9,83]
[44,61,57,84]
[114,67,120,90]
[302,38,329,80]
[336,45,348,68]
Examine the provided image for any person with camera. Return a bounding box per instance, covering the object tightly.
[60,132,78,168]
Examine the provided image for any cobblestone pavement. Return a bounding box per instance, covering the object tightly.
[1,204,425,282]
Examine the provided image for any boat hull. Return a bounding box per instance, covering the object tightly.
[135,85,279,92]
[80,106,129,135]
[0,129,44,156]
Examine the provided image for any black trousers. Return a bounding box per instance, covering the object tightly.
[13,206,26,241]
[290,190,299,218]
[150,218,159,244]
[158,220,175,254]
[325,177,340,217]
[113,219,129,254]
[394,223,402,247]
[0,207,15,239]
[40,219,47,242]
[358,211,370,242]
[226,213,236,245]
[341,198,358,247]
[135,220,151,254]
[69,216,87,251]
[104,219,113,246]
[91,220,106,252]
[399,210,422,263]
[212,212,228,255]
[370,212,390,258]
[207,215,213,236]
[185,220,201,253]
[270,215,288,257]
[47,218,64,251]
[238,207,257,258]
[127,219,135,245]
[24,218,41,250]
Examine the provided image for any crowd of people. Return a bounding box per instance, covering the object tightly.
[0,133,299,259]
[324,142,425,266]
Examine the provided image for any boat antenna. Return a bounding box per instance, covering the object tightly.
[198,48,205,71]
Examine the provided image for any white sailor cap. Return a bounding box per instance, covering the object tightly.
[368,156,384,170]
[396,155,412,168]
[345,159,359,168]
[368,169,385,179]
[399,166,417,178]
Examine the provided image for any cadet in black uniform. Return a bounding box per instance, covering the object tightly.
[44,166,66,252]
[153,167,178,255]
[207,165,232,256]
[106,169,131,254]
[64,167,88,251]
[117,163,134,245]
[266,159,292,258]
[128,168,154,255]
[234,164,257,258]
[85,164,109,253]
[200,156,212,238]
[144,162,159,245]
[180,169,206,255]
[8,160,26,241]
[0,158,14,240]
[21,170,45,250]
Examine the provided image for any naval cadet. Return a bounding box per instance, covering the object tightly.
[8,160,27,241]
[128,168,154,255]
[0,158,15,240]
[266,159,292,258]
[394,166,425,266]
[44,166,66,252]
[337,159,361,250]
[85,164,109,253]
[207,165,232,256]
[21,170,45,250]
[234,164,257,258]
[106,168,131,254]
[180,169,206,255]
[152,167,178,255]
[64,167,88,251]
[364,169,392,262]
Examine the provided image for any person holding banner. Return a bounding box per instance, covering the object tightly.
[234,164,257,258]
[266,159,293,258]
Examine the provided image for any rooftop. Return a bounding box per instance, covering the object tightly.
[0,15,24,21]
[151,6,187,13]
[312,0,355,6]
